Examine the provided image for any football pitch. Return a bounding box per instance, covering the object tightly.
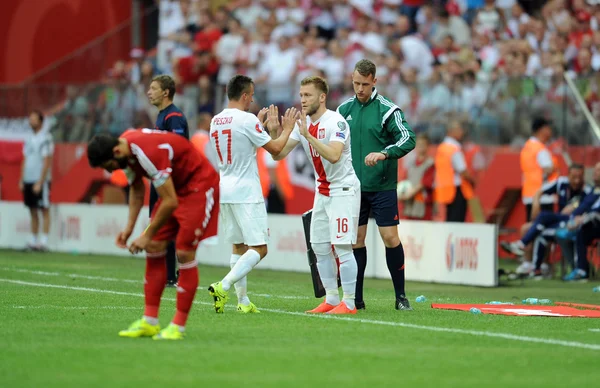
[1,250,599,387]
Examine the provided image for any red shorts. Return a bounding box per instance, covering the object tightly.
[151,184,220,252]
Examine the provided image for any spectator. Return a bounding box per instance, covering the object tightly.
[432,8,472,47]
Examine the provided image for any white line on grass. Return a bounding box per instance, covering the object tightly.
[2,277,600,351]
[0,266,311,299]
[12,305,140,310]
[590,329,600,332]
[1,267,140,284]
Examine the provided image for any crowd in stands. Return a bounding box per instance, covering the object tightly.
[48,0,600,145]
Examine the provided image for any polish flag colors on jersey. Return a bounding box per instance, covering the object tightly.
[120,129,218,194]
[210,108,272,203]
[291,109,358,196]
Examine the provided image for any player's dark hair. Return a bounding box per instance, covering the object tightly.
[300,76,329,95]
[532,117,551,133]
[152,75,176,100]
[569,163,584,171]
[227,75,254,101]
[31,110,44,123]
[87,134,119,168]
[354,59,377,78]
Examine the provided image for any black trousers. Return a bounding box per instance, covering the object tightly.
[446,186,467,222]
[150,185,177,282]
[266,187,286,214]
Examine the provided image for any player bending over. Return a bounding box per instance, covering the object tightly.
[87,129,219,340]
[207,74,299,313]
[272,76,361,314]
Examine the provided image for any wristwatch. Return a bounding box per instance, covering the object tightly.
[380,150,388,159]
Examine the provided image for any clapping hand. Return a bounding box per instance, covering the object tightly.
[297,112,309,138]
[266,104,281,134]
[282,107,300,133]
[257,107,269,125]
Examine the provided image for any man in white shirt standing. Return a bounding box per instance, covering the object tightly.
[272,76,361,315]
[19,111,54,251]
[207,75,299,314]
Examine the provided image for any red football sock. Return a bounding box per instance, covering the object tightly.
[172,260,199,327]
[143,252,167,319]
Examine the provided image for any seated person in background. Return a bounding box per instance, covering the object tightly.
[563,166,600,281]
[399,133,435,221]
[501,164,591,277]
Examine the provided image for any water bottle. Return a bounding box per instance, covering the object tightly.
[522,298,552,305]
[486,301,513,305]
[470,307,482,314]
[415,295,426,303]
[593,286,600,293]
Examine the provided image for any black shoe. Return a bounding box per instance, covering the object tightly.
[355,300,366,310]
[395,295,413,311]
[166,279,177,288]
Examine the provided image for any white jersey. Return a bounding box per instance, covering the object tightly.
[22,129,54,183]
[210,108,271,203]
[290,109,358,197]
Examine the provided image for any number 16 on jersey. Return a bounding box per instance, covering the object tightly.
[211,129,232,164]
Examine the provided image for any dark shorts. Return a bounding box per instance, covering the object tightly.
[23,182,51,209]
[525,203,554,222]
[358,190,399,227]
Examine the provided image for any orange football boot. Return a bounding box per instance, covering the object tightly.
[326,301,357,315]
[306,301,338,313]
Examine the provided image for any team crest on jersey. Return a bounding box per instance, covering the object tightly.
[337,121,346,130]
[318,127,326,139]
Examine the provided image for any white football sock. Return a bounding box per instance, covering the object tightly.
[29,234,38,246]
[40,234,48,246]
[223,249,261,291]
[171,323,185,333]
[143,316,159,326]
[316,253,340,306]
[338,252,357,310]
[230,254,250,305]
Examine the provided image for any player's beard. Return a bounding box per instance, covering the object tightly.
[304,101,319,117]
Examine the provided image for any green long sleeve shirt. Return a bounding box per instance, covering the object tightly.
[336,88,416,192]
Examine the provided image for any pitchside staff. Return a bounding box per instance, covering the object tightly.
[19,110,54,251]
[147,75,190,287]
[337,59,416,311]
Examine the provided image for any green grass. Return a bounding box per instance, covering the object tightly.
[1,250,599,387]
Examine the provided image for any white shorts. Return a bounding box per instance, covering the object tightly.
[220,202,269,246]
[310,184,360,245]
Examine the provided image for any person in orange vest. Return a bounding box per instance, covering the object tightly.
[507,118,556,275]
[190,113,219,170]
[434,120,475,222]
[256,148,294,213]
[521,117,556,222]
[399,133,435,220]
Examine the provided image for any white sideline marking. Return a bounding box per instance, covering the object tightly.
[590,329,600,332]
[1,267,140,284]
[1,278,600,351]
[0,267,313,299]
[12,305,139,310]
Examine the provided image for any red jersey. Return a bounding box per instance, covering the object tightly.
[121,129,218,195]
